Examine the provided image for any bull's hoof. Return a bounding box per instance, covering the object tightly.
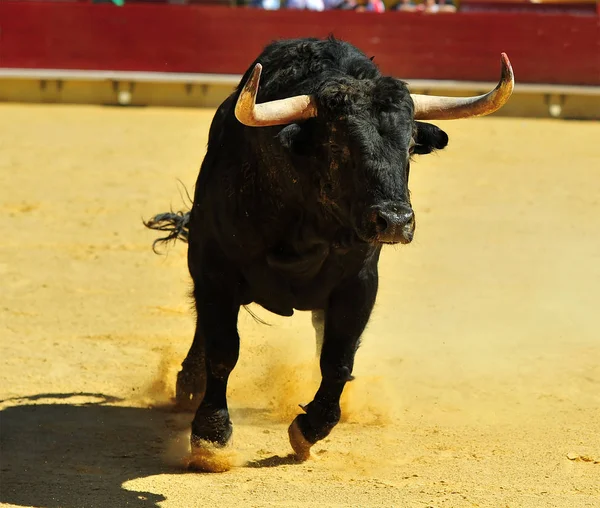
[288,416,313,462]
[187,436,236,473]
[175,368,206,412]
[191,407,233,447]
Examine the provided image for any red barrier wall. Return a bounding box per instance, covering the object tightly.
[1,2,599,85]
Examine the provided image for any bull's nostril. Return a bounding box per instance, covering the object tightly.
[401,211,415,226]
[375,213,389,233]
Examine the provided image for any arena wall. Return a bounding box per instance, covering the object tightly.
[1,2,598,117]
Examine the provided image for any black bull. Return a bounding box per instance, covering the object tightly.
[145,37,513,466]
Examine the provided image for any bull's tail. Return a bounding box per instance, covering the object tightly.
[144,208,272,326]
[144,210,190,254]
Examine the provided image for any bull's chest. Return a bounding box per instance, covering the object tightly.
[239,234,360,316]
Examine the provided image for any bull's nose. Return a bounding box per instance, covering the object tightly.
[374,205,415,244]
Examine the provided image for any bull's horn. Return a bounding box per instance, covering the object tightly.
[235,63,318,127]
[411,53,514,120]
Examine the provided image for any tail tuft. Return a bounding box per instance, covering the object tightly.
[144,211,190,254]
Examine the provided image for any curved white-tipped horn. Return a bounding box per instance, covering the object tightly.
[235,63,318,127]
[411,53,514,120]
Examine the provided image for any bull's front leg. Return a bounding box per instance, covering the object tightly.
[189,283,241,450]
[289,267,378,460]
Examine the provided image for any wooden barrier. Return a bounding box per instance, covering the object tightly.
[459,0,597,14]
[1,2,599,86]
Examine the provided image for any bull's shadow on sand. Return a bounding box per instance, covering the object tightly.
[0,393,302,507]
[0,393,188,508]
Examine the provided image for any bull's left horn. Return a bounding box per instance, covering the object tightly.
[411,53,514,120]
[235,63,318,127]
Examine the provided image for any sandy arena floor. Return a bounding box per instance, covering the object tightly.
[0,104,599,508]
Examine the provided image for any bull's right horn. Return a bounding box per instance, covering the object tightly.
[411,53,514,120]
[235,63,318,127]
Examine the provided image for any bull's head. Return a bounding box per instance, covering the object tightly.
[235,55,514,245]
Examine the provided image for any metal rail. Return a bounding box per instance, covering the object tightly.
[1,68,599,96]
[1,68,598,119]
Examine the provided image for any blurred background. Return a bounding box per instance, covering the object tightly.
[0,0,598,117]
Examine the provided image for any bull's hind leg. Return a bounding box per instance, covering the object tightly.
[289,267,378,460]
[176,329,206,412]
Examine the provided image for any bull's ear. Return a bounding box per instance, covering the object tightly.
[413,121,449,155]
[277,123,302,149]
[277,123,312,153]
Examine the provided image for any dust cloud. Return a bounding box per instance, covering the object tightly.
[185,439,242,473]
[340,374,398,426]
[136,346,180,409]
[136,318,400,429]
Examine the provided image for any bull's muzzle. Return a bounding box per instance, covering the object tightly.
[372,204,415,244]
